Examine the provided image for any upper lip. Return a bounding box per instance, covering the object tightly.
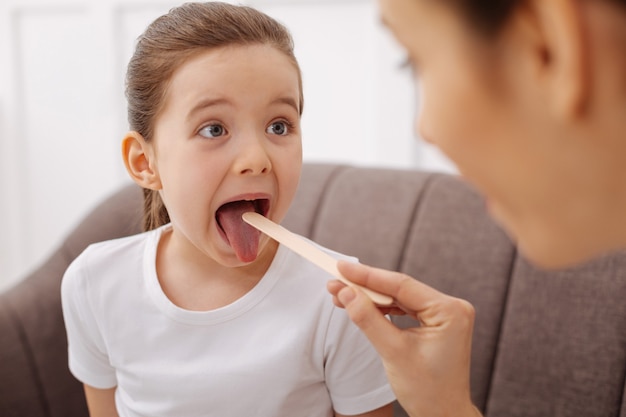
[215,193,272,216]
[218,192,271,206]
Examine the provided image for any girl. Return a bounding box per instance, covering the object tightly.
[61,3,394,416]
[328,1,626,417]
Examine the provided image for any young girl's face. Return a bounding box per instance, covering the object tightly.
[149,44,302,268]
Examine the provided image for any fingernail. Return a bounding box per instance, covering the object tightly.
[338,287,356,305]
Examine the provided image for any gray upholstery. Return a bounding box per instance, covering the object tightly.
[1,163,625,417]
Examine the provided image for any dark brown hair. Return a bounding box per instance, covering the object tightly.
[454,0,626,35]
[125,2,303,231]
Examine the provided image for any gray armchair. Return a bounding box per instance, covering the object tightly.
[2,163,625,417]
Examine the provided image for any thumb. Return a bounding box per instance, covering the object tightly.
[337,286,402,359]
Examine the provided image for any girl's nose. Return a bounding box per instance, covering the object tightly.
[233,137,272,175]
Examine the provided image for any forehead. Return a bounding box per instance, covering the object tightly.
[378,0,434,26]
[171,44,299,88]
[378,0,460,37]
[377,0,494,62]
[162,44,301,112]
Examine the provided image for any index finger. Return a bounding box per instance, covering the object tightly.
[337,260,446,315]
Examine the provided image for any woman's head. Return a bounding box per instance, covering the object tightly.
[125,2,303,231]
[378,0,626,267]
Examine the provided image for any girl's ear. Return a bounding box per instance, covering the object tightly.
[122,131,162,190]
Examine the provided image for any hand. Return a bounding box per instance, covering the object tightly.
[327,261,482,417]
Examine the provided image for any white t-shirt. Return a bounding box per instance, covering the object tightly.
[61,225,395,417]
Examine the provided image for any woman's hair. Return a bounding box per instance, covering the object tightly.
[453,0,626,35]
[125,2,303,231]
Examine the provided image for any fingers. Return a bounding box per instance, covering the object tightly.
[337,260,445,316]
[336,261,474,328]
[327,280,406,316]
[334,285,406,360]
[328,262,479,417]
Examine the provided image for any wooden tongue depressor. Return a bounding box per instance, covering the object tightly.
[242,212,393,306]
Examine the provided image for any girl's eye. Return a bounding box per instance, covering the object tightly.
[199,124,226,138]
[266,121,289,136]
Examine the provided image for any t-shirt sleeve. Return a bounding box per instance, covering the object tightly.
[61,249,117,389]
[324,305,396,415]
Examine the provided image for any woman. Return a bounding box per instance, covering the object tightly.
[327,0,626,416]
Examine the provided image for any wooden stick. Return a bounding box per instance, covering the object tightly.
[243,212,393,306]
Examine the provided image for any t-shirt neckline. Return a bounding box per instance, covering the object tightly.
[143,224,288,326]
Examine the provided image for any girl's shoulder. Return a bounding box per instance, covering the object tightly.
[82,228,160,262]
[64,226,168,286]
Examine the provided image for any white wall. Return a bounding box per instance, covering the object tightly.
[0,0,456,290]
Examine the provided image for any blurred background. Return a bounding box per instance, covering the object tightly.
[0,0,456,290]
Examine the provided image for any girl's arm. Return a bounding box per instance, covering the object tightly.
[336,403,393,417]
[84,384,119,417]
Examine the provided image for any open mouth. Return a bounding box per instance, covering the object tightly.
[215,198,270,262]
[215,198,270,233]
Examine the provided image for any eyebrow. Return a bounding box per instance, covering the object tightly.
[186,96,300,122]
[187,98,230,122]
[273,96,300,115]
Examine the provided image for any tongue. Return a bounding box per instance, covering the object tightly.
[216,201,261,262]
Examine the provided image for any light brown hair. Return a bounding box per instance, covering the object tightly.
[125,2,303,231]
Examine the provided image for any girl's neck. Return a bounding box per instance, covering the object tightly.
[155,226,278,311]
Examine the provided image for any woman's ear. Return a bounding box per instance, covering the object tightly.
[122,131,162,190]
[522,0,590,118]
